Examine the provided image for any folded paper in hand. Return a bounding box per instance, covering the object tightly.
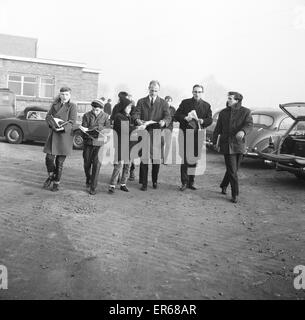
[188,110,199,120]
[49,115,71,132]
[79,125,101,139]
[187,110,201,130]
[138,120,159,130]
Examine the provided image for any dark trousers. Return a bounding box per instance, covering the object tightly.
[83,144,101,190]
[45,154,66,182]
[180,163,196,186]
[221,154,243,197]
[139,161,160,186]
[130,162,135,172]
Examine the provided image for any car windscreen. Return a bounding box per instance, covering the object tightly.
[252,114,274,128]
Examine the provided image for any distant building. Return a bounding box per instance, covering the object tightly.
[0,34,100,112]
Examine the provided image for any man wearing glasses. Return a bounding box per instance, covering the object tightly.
[174,84,212,191]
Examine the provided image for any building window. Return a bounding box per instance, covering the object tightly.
[7,75,22,95]
[40,77,55,98]
[8,74,37,97]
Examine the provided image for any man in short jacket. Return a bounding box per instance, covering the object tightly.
[212,91,253,203]
[82,99,110,195]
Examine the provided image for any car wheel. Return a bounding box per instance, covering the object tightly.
[73,130,83,149]
[5,125,23,144]
[295,172,305,180]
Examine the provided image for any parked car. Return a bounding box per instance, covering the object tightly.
[245,109,294,158]
[259,102,305,179]
[0,106,84,149]
[206,108,293,159]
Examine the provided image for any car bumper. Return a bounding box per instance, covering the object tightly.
[244,151,260,158]
[276,163,305,174]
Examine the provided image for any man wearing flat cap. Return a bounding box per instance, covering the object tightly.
[82,99,110,195]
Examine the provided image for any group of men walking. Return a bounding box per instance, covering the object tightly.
[42,81,253,204]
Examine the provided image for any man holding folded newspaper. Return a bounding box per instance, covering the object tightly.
[43,87,77,191]
[81,99,110,195]
[132,80,171,191]
[174,84,212,191]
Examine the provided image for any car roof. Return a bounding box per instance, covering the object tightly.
[213,108,286,116]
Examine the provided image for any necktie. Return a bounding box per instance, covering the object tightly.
[150,98,154,107]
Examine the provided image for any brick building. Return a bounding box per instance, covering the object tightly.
[0,34,100,112]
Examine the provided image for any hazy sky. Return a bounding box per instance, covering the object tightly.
[1,0,305,110]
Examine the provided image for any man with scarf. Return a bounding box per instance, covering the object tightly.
[82,99,110,195]
[212,92,253,203]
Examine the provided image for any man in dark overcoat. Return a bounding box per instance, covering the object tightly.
[43,87,77,191]
[174,84,212,191]
[212,91,253,203]
[132,80,171,191]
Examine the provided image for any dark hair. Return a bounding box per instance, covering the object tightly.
[118,97,132,113]
[60,86,71,93]
[228,91,243,102]
[192,84,204,91]
[165,96,172,102]
[118,91,129,99]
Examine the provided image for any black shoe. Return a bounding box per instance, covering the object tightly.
[140,185,147,191]
[43,176,53,189]
[120,185,129,192]
[52,183,59,192]
[188,184,197,190]
[221,186,227,195]
[89,188,96,195]
[231,196,238,203]
[128,171,135,181]
[180,184,187,191]
[152,182,158,189]
[108,186,115,194]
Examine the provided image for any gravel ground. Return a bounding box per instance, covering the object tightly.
[0,139,305,300]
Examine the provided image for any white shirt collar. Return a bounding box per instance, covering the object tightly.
[149,96,156,103]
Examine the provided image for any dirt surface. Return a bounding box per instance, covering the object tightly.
[0,138,305,300]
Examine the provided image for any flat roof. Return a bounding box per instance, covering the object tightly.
[0,54,100,73]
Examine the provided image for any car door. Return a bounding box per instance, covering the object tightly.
[25,111,49,141]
